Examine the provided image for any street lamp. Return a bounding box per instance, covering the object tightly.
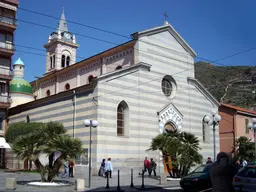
[247,118,256,161]
[83,119,98,188]
[203,109,222,162]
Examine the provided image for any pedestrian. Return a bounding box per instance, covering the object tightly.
[68,159,74,177]
[142,157,150,175]
[210,152,237,192]
[105,158,113,178]
[98,159,105,177]
[206,157,213,164]
[149,158,157,177]
[61,159,69,178]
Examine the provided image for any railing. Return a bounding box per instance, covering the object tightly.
[0,15,17,26]
[0,42,14,51]
[0,67,11,76]
[0,95,10,103]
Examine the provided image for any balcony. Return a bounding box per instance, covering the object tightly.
[0,16,17,32]
[0,42,15,56]
[0,95,11,108]
[0,67,12,80]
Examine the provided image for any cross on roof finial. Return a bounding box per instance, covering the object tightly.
[163,12,168,21]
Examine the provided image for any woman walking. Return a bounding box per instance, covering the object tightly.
[98,159,105,177]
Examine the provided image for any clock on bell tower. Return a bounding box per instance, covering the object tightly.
[43,7,79,74]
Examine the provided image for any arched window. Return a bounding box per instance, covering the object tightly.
[65,83,70,90]
[46,90,50,97]
[88,75,94,84]
[117,101,129,136]
[66,56,70,67]
[115,66,122,70]
[50,57,53,68]
[61,55,66,68]
[53,55,56,68]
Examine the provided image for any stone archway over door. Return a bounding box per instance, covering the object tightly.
[165,123,176,132]
[158,102,183,133]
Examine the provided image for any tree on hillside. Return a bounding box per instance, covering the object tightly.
[147,129,202,178]
[6,121,83,182]
[233,136,255,163]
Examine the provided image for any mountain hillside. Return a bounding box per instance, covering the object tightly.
[194,61,256,110]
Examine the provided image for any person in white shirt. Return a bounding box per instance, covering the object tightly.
[105,157,113,178]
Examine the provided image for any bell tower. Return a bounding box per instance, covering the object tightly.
[44,6,79,74]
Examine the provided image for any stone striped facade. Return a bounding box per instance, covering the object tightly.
[6,23,220,175]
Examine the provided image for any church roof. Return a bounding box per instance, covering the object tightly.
[10,78,33,95]
[14,58,24,66]
[131,22,197,58]
[57,6,68,32]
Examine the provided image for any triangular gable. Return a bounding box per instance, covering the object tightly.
[131,23,197,58]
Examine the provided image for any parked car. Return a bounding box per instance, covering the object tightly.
[233,164,256,192]
[180,164,212,192]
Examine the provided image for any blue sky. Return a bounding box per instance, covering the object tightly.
[14,0,256,82]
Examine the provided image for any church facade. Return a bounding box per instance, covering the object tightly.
[6,9,220,175]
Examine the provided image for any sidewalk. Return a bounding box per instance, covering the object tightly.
[0,171,181,191]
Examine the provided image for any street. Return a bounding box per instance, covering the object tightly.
[0,170,182,192]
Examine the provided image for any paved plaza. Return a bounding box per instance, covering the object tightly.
[0,170,181,192]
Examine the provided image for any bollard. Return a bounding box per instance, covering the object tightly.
[141,172,145,188]
[117,170,121,191]
[105,172,110,189]
[130,168,134,188]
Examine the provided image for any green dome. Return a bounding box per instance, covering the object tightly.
[10,78,33,94]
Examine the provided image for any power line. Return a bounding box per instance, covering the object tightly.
[18,7,256,67]
[18,7,129,39]
[17,18,237,69]
[14,41,253,99]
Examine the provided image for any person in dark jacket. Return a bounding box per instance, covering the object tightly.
[210,152,237,192]
[149,158,157,177]
[206,157,213,164]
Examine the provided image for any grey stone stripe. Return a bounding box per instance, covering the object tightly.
[28,107,96,122]
[9,89,94,116]
[98,106,208,121]
[77,137,152,148]
[97,148,143,154]
[10,98,98,122]
[99,89,213,111]
[9,113,97,127]
[96,147,214,155]
[102,71,188,88]
[147,38,191,59]
[147,48,190,64]
[139,52,188,71]
[73,129,157,140]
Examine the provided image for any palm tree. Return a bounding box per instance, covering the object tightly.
[8,121,83,182]
[148,130,202,178]
[234,136,255,162]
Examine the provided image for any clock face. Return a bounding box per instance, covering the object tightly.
[64,33,71,39]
